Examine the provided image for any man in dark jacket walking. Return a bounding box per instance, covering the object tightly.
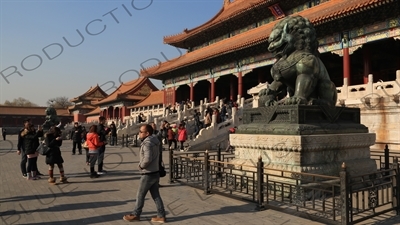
[97,116,109,174]
[70,122,83,155]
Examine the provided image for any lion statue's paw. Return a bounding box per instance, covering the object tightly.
[284,96,307,105]
[264,99,278,107]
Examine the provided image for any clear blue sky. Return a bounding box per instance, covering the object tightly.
[0,0,222,106]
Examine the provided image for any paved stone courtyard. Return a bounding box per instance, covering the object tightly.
[1,135,399,224]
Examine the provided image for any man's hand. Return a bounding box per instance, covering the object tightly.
[17,150,21,155]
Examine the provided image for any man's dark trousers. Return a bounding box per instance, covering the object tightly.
[98,145,106,172]
[72,141,82,154]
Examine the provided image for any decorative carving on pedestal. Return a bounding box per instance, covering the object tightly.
[230,105,377,179]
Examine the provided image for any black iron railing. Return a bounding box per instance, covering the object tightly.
[168,144,400,225]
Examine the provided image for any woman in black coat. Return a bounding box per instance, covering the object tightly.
[45,126,67,184]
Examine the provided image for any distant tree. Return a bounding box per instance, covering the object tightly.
[3,97,38,107]
[47,96,73,108]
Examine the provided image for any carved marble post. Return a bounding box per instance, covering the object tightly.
[199,102,204,118]
[183,104,188,118]
[211,114,217,127]
[215,96,219,104]
[231,107,238,127]
[219,99,224,108]
[148,111,153,123]
[367,74,373,94]
[133,116,137,124]
[177,108,182,122]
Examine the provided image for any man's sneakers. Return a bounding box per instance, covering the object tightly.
[122,214,166,223]
[97,170,107,175]
[22,174,27,178]
[90,174,100,178]
[151,216,166,223]
[123,214,140,222]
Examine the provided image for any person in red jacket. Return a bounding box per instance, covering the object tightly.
[166,124,177,150]
[86,125,106,178]
[177,123,187,151]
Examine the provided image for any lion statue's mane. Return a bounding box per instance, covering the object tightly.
[259,15,337,107]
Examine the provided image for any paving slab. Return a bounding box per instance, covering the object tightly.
[1,135,399,224]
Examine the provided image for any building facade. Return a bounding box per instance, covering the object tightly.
[68,85,108,123]
[140,0,400,106]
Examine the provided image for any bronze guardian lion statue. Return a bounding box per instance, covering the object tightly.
[259,15,337,107]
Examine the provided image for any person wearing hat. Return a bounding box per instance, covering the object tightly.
[70,122,83,155]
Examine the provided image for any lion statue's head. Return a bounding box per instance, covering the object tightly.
[45,107,57,116]
[268,15,319,58]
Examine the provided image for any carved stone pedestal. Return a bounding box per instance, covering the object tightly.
[230,132,377,177]
[229,105,377,178]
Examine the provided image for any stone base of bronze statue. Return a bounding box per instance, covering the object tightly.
[229,105,377,196]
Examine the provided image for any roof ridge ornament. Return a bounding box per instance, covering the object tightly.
[224,0,231,7]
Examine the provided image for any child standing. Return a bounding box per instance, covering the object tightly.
[177,123,187,151]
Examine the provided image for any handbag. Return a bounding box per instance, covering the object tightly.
[159,161,166,177]
[82,140,89,149]
[37,141,49,155]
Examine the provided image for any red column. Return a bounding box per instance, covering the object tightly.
[343,48,351,85]
[230,76,235,101]
[172,87,176,105]
[238,71,243,97]
[190,83,194,101]
[210,78,215,102]
[163,89,166,106]
[363,46,370,84]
